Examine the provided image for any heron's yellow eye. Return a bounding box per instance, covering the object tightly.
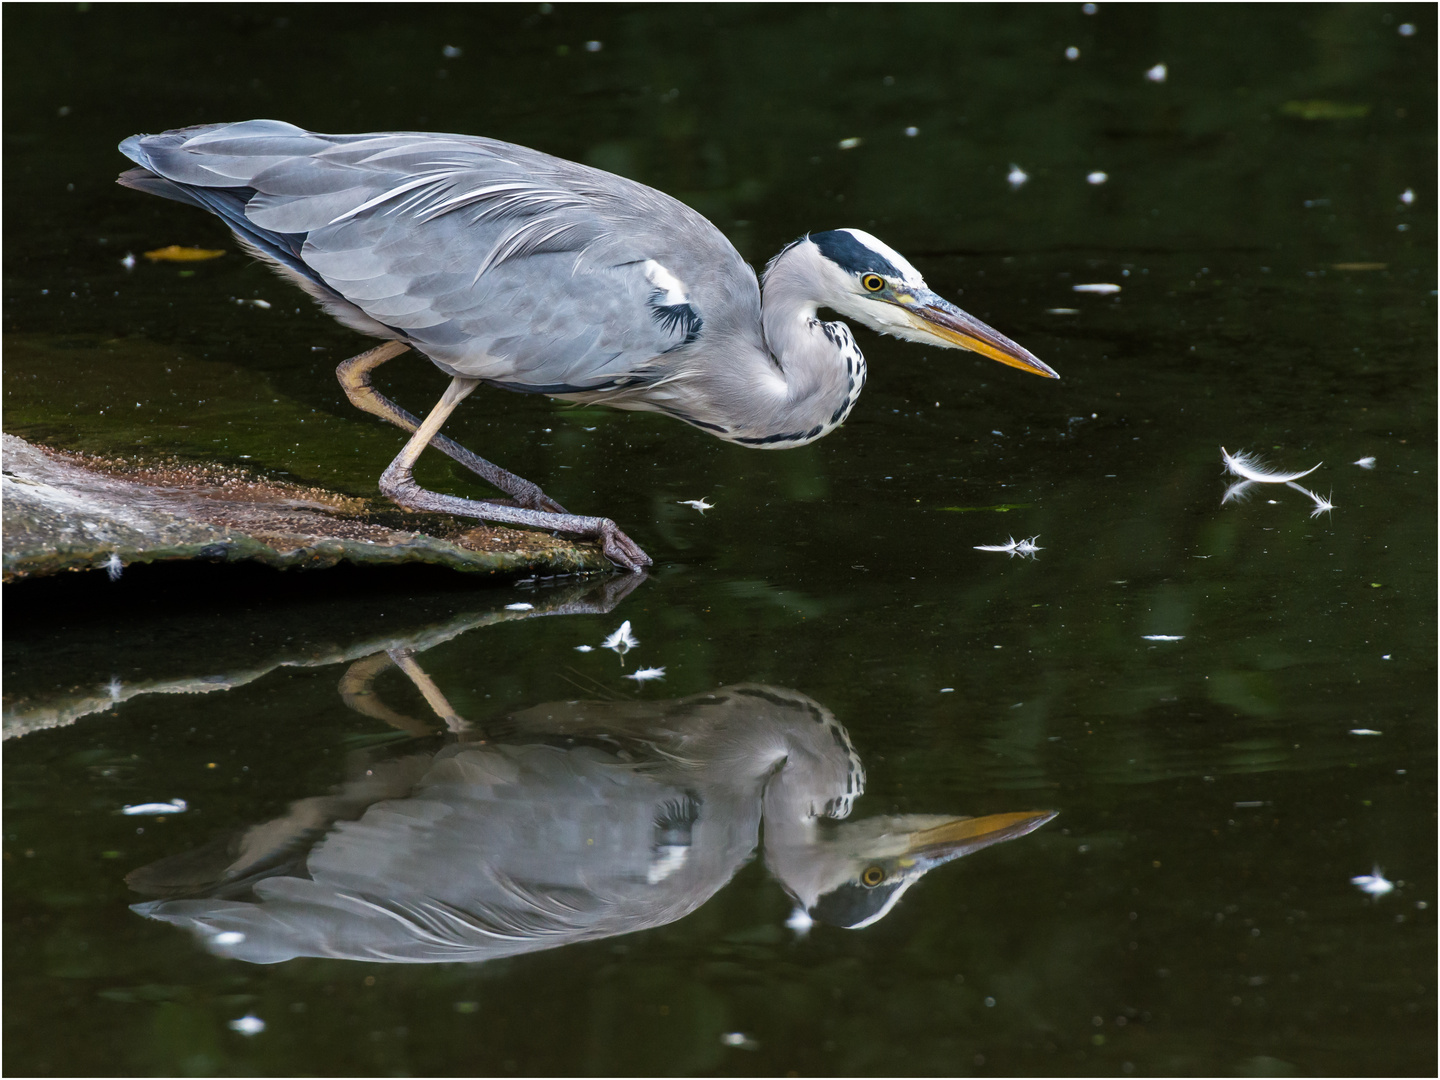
[862,274,885,292]
[861,865,885,887]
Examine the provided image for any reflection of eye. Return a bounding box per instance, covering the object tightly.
[861,865,885,887]
[862,274,885,292]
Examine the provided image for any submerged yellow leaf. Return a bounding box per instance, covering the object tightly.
[142,245,226,262]
[1280,100,1371,120]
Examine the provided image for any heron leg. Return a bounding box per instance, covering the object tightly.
[380,377,653,572]
[336,342,568,513]
[338,651,438,737]
[386,647,472,735]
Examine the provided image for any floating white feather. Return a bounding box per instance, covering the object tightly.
[228,1015,266,1036]
[122,798,188,816]
[1286,482,1336,518]
[1221,447,1321,484]
[720,1032,760,1051]
[974,535,1042,558]
[602,620,638,654]
[1351,866,1394,897]
[784,907,815,937]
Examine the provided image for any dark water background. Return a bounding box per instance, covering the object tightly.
[3,4,1435,1076]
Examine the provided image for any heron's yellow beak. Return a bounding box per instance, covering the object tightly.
[901,291,1059,379]
[903,809,1058,860]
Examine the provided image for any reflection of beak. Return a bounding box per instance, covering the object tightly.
[900,291,1059,379]
[904,809,1057,864]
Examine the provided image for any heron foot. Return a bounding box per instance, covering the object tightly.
[380,469,651,571]
[595,518,653,572]
[377,376,648,570]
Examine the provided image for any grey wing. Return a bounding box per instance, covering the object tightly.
[119,120,754,394]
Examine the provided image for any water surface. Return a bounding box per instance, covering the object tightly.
[4,5,1434,1076]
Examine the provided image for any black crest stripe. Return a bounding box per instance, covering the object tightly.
[809,230,902,278]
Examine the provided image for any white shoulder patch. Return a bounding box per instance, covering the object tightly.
[643,259,690,306]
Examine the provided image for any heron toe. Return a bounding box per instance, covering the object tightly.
[596,520,653,571]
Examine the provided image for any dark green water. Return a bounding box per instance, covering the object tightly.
[4,5,1435,1076]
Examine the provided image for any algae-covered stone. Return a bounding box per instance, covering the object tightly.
[1,434,611,582]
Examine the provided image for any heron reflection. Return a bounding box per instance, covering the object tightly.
[130,653,1053,963]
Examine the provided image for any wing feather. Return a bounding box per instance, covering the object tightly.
[118,121,755,393]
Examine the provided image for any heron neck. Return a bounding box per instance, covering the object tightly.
[743,260,866,447]
[760,251,828,374]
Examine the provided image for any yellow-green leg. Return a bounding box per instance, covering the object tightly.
[379,376,651,571]
[336,342,567,513]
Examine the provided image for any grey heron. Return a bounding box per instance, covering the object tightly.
[128,674,1055,963]
[118,120,1058,571]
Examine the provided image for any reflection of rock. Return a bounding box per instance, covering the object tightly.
[1,572,644,740]
[130,677,1054,964]
[0,433,609,583]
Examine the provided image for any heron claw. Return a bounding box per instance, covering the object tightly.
[503,476,567,513]
[529,491,569,514]
[597,520,652,572]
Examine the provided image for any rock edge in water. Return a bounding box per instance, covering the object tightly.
[1,434,612,582]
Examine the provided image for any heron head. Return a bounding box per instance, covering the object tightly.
[774,809,1057,929]
[800,228,1058,379]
